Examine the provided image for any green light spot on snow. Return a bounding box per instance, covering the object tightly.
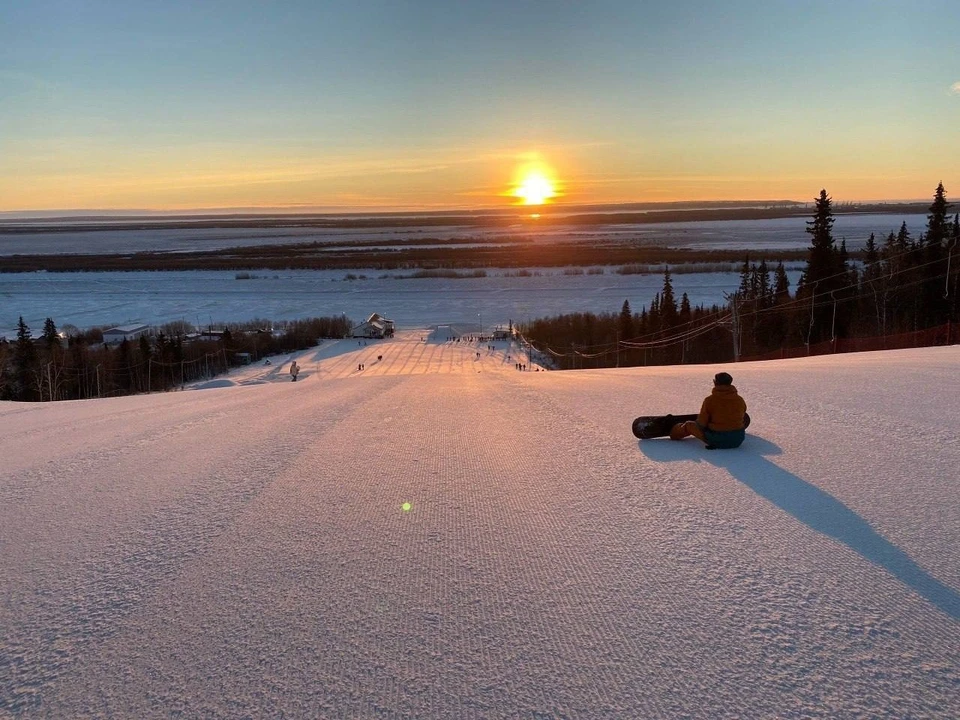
[401,502,412,512]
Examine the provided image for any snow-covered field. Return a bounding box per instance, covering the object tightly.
[1,331,957,718]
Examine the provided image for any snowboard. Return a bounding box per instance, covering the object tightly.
[632,412,750,439]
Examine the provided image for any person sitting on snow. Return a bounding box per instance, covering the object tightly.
[289,360,300,382]
[670,372,747,449]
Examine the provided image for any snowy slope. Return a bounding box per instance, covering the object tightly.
[1,331,958,719]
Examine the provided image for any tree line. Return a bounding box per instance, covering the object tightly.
[521,183,960,369]
[0,316,353,402]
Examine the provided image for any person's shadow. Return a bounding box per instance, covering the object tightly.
[639,435,960,620]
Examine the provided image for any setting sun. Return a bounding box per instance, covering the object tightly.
[514,172,556,205]
[509,160,559,206]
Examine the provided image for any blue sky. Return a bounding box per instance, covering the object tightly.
[2,0,958,210]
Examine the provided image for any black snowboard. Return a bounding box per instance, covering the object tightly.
[632,413,750,439]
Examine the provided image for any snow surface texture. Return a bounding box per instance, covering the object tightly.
[1,332,958,719]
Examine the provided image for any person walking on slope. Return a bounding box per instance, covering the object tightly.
[289,360,300,382]
[670,372,747,449]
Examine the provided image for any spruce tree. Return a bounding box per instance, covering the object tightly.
[803,189,841,290]
[801,190,848,343]
[738,255,752,299]
[679,293,692,326]
[773,262,790,302]
[659,268,678,328]
[864,233,879,266]
[926,182,951,247]
[14,317,38,400]
[41,318,61,349]
[618,299,633,341]
[951,214,960,321]
[921,184,951,325]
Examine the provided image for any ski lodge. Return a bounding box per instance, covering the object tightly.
[102,324,152,345]
[351,313,395,339]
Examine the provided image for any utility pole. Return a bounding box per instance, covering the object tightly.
[724,291,741,362]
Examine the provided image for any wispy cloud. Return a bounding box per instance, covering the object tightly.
[951,81,960,95]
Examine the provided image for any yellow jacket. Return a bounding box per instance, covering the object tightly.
[697,384,747,431]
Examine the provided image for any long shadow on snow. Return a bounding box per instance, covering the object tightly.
[638,435,960,620]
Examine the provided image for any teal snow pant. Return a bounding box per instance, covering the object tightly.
[701,426,746,449]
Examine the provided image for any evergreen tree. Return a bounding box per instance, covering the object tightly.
[117,338,134,392]
[864,233,879,266]
[896,221,912,252]
[803,190,842,288]
[926,182,951,247]
[800,190,848,343]
[951,214,960,321]
[41,318,61,349]
[773,262,790,302]
[37,318,64,401]
[659,268,678,328]
[14,317,38,400]
[921,184,951,324]
[755,259,771,307]
[618,299,633,340]
[679,293,692,326]
[647,294,661,335]
[737,256,752,298]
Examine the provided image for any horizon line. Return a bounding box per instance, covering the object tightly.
[0,197,935,221]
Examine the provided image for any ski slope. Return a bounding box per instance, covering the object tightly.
[2,330,958,718]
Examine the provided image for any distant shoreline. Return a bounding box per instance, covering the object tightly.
[0,201,930,234]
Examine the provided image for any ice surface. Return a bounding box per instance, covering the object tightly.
[0,268,803,339]
[1,334,958,718]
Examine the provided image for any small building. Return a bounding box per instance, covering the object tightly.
[103,324,152,345]
[492,326,511,341]
[234,352,252,365]
[351,313,395,339]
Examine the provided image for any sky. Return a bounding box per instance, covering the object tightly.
[2,0,959,212]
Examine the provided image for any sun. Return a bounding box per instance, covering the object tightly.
[511,165,558,206]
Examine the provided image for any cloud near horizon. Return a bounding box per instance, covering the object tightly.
[951,81,960,94]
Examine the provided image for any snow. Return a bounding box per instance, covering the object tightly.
[1,332,958,718]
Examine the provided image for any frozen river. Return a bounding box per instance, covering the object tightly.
[0,211,923,336]
[1,267,805,337]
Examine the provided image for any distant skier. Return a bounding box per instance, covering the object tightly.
[670,372,747,448]
[289,360,300,382]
